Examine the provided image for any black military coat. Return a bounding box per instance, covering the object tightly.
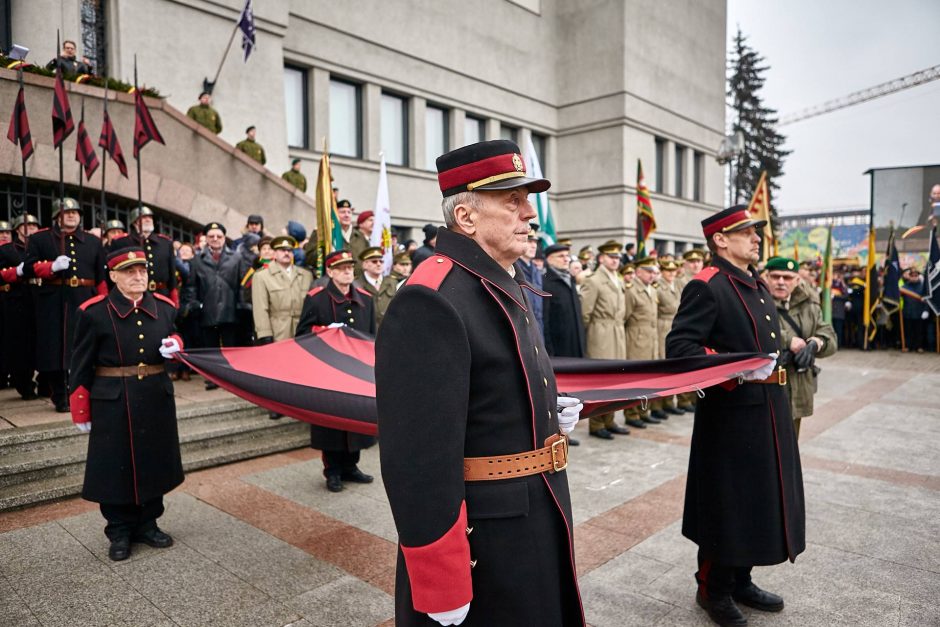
[666,256,806,567]
[296,280,377,453]
[190,246,248,327]
[23,226,106,372]
[69,289,184,505]
[112,231,179,304]
[0,238,36,370]
[542,266,586,357]
[375,228,584,627]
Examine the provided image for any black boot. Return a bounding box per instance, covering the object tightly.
[696,592,747,626]
[732,583,784,612]
[108,537,131,561]
[341,467,374,484]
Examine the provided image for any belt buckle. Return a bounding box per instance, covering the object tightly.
[68,276,80,288]
[550,435,568,473]
[137,363,147,380]
[148,280,157,291]
[778,366,787,386]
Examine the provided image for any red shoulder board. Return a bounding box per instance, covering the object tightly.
[355,286,372,298]
[156,233,172,240]
[693,266,720,283]
[406,255,452,291]
[79,294,107,311]
[153,293,178,308]
[307,285,325,297]
[34,227,49,234]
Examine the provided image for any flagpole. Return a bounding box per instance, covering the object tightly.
[204,22,240,95]
[16,68,27,216]
[56,30,65,203]
[100,78,108,217]
[77,98,84,209]
[134,55,142,212]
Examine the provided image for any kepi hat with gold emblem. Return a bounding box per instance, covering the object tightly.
[597,240,623,256]
[393,251,412,265]
[325,249,355,268]
[359,246,383,262]
[107,247,148,271]
[435,140,549,198]
[683,249,706,262]
[702,204,767,238]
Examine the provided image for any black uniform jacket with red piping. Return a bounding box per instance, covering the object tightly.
[112,231,179,305]
[666,255,806,566]
[0,238,37,369]
[68,289,184,505]
[375,227,585,627]
[296,280,377,453]
[23,225,107,371]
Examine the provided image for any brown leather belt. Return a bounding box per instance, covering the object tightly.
[463,433,569,481]
[750,367,787,386]
[95,363,166,380]
[148,281,168,291]
[47,277,95,287]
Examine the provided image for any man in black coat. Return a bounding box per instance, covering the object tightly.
[0,213,41,400]
[69,247,185,561]
[376,140,585,626]
[666,205,805,626]
[541,242,586,358]
[296,249,376,493]
[112,206,179,305]
[23,198,107,412]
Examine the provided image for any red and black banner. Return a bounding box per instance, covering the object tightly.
[52,70,75,148]
[6,86,33,161]
[133,90,165,158]
[99,110,128,177]
[75,119,99,179]
[177,327,770,436]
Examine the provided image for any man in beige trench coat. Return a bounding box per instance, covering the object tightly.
[622,257,662,428]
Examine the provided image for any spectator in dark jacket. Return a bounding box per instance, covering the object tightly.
[542,243,586,358]
[514,225,544,332]
[902,267,929,352]
[410,224,438,268]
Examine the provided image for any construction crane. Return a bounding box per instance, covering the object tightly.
[778,64,940,126]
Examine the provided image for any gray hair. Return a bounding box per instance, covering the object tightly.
[441,191,482,229]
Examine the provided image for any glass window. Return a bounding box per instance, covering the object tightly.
[531,133,547,176]
[381,92,408,166]
[500,124,517,143]
[284,66,307,149]
[425,105,449,170]
[654,138,665,193]
[464,115,484,146]
[674,144,685,197]
[329,79,361,158]
[693,151,704,202]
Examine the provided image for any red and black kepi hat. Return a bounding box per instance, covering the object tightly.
[325,249,355,269]
[107,247,148,271]
[435,139,550,198]
[701,204,767,238]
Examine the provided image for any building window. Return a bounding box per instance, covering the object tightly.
[80,0,107,77]
[500,124,518,143]
[654,137,665,193]
[381,92,408,166]
[674,144,685,197]
[531,133,547,175]
[425,105,449,170]
[464,115,484,146]
[693,151,703,202]
[329,78,361,158]
[284,65,308,149]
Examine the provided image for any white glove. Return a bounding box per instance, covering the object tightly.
[556,396,583,434]
[844,301,852,311]
[159,337,181,359]
[428,602,470,626]
[51,255,71,272]
[15,262,24,276]
[742,353,778,381]
[923,311,930,320]
[327,322,346,329]
[75,422,91,433]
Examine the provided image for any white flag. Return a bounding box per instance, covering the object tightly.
[523,136,556,245]
[371,154,393,275]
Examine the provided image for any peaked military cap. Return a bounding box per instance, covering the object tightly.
[683,249,706,262]
[702,204,767,238]
[393,251,412,264]
[107,247,148,271]
[325,249,355,268]
[544,243,570,257]
[337,199,352,209]
[359,246,383,261]
[0,220,10,232]
[435,139,550,198]
[597,240,622,256]
[634,256,658,268]
[659,259,679,271]
[204,221,226,235]
[270,235,297,250]
[556,237,573,247]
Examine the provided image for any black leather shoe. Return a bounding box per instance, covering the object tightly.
[54,402,70,413]
[204,381,219,391]
[589,429,614,440]
[678,405,696,412]
[133,528,174,548]
[608,425,630,435]
[341,468,374,484]
[696,591,748,626]
[641,415,662,424]
[625,419,647,429]
[665,406,685,415]
[108,537,131,561]
[268,411,283,420]
[651,409,669,420]
[326,475,344,492]
[733,583,784,612]
[567,437,580,446]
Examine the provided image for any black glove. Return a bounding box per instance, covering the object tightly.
[777,350,794,369]
[793,341,818,370]
[255,336,274,346]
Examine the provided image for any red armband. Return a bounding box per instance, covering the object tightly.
[70,386,91,424]
[0,267,17,283]
[33,260,54,279]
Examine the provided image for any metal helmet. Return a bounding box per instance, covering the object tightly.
[128,206,155,225]
[104,219,125,232]
[51,197,81,217]
[0,220,11,232]
[11,214,39,230]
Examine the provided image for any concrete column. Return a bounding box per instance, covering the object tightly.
[362,83,381,161]
[410,96,426,170]
[484,118,500,141]
[682,147,695,200]
[519,128,533,155]
[311,68,330,151]
[664,139,675,197]
[450,109,465,153]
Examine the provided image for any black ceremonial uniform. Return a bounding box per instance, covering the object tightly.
[0,239,37,398]
[296,281,377,465]
[666,256,805,583]
[376,228,584,626]
[542,265,586,357]
[69,290,184,530]
[23,226,106,408]
[112,231,179,304]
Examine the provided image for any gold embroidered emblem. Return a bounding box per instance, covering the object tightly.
[128,251,137,259]
[512,154,524,172]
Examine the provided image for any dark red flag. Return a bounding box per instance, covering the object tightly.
[52,70,75,148]
[98,110,128,177]
[133,90,164,158]
[74,119,99,179]
[6,86,33,161]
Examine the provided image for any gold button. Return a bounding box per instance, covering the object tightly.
[525,317,530,325]
[78,394,84,399]
[138,334,144,339]
[148,254,153,258]
[79,410,84,414]
[547,410,551,419]
[436,258,444,264]
[770,332,776,338]
[535,346,539,355]
[137,320,142,326]
[139,348,145,354]
[543,377,548,387]
[760,298,765,303]
[765,315,771,321]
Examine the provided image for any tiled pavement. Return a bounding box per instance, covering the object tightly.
[0,350,937,626]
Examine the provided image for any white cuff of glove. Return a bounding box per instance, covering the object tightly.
[742,353,778,381]
[327,322,346,329]
[159,337,181,359]
[556,396,583,434]
[51,255,71,272]
[923,311,930,320]
[428,602,470,626]
[75,422,91,433]
[15,262,24,276]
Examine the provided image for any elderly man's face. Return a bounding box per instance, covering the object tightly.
[110,264,148,299]
[205,228,226,251]
[546,250,570,271]
[327,262,355,288]
[467,187,537,268]
[274,247,294,266]
[636,265,657,286]
[337,206,353,227]
[363,257,384,278]
[931,184,940,203]
[59,209,81,231]
[768,270,800,300]
[569,259,583,277]
[136,216,154,235]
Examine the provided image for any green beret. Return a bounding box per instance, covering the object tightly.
[765,256,799,273]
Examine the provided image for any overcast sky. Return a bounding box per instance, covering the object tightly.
[726,0,940,215]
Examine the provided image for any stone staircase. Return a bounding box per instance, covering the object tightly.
[0,398,309,512]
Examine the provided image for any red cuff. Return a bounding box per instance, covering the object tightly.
[96,281,108,296]
[401,501,473,614]
[70,385,91,424]
[33,260,54,279]
[169,288,180,307]
[311,325,327,334]
[0,267,17,283]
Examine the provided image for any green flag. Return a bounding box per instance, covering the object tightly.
[820,224,833,323]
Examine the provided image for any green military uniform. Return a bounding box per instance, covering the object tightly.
[348,228,370,278]
[282,169,307,192]
[236,138,266,165]
[186,104,222,134]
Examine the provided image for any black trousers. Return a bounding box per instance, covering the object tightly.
[321,450,361,478]
[41,370,68,406]
[100,498,165,541]
[696,549,753,599]
[201,323,237,349]
[903,318,926,351]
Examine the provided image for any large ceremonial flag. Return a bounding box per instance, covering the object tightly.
[863,226,877,345]
[820,224,833,323]
[237,0,256,62]
[881,227,901,314]
[52,68,75,148]
[74,112,99,180]
[926,225,940,316]
[132,90,165,158]
[6,84,33,161]
[635,160,656,258]
[99,110,128,177]
[524,136,556,244]
[747,171,775,263]
[176,327,773,436]
[314,151,343,272]
[371,153,393,274]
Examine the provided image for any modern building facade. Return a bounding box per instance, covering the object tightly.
[6,0,726,252]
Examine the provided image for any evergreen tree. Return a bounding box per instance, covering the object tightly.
[728,28,790,229]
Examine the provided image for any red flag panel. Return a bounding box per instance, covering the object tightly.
[52,71,75,148]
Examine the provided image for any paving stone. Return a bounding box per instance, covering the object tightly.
[881,372,940,406]
[285,574,393,627]
[0,521,103,580]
